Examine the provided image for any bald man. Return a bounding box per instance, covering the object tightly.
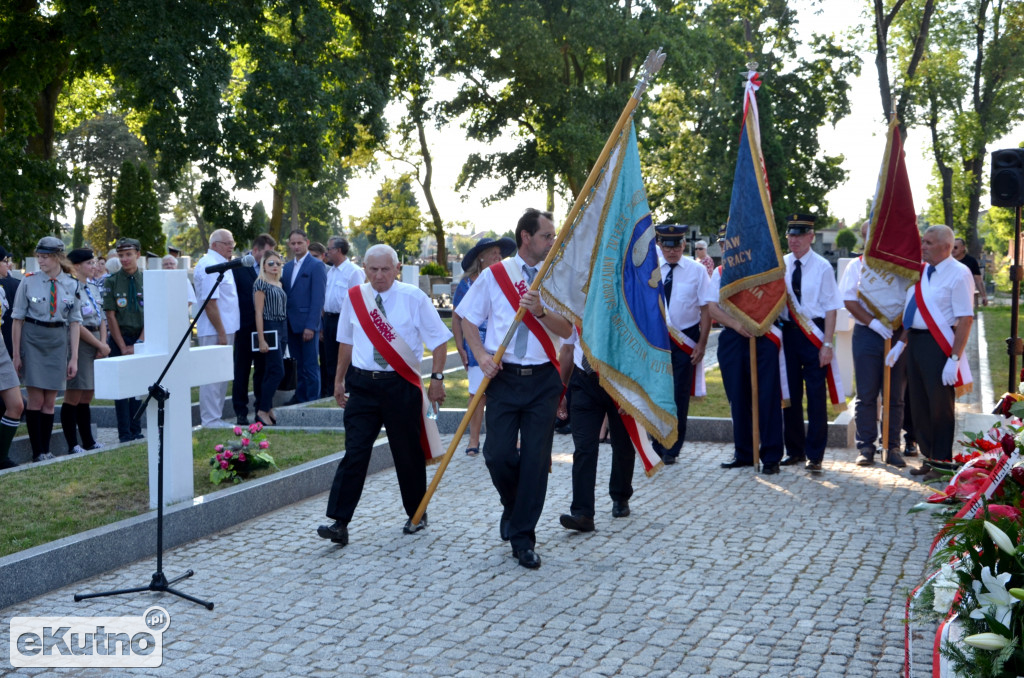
[193,229,241,426]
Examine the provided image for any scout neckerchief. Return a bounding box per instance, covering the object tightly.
[348,284,442,463]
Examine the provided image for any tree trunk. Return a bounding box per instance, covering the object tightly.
[926,108,955,228]
[72,181,88,248]
[966,152,985,256]
[270,180,285,243]
[415,117,447,267]
[289,187,300,231]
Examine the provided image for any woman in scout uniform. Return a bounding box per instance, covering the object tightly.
[0,281,26,469]
[11,237,83,462]
[61,248,111,456]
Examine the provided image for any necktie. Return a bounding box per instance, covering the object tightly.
[127,274,138,310]
[49,279,57,317]
[792,259,802,304]
[373,293,389,368]
[903,264,936,328]
[663,264,676,303]
[513,265,538,358]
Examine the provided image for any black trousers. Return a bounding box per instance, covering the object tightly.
[325,371,427,523]
[906,329,955,462]
[108,332,142,441]
[233,324,264,418]
[652,324,699,458]
[321,312,340,397]
[483,364,563,552]
[568,369,634,518]
[782,321,829,463]
[717,328,783,464]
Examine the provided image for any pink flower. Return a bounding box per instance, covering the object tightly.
[254,421,263,432]
[220,460,229,469]
[259,440,269,449]
[987,504,1023,521]
[214,444,224,453]
[233,426,242,436]
[238,453,247,462]
[241,438,250,446]
[215,453,222,461]
[224,451,233,459]
[249,423,260,434]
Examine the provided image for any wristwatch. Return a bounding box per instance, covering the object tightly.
[534,308,547,319]
[950,354,959,362]
[431,373,444,381]
[822,342,833,349]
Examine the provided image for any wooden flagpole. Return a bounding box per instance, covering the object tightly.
[750,337,760,470]
[881,337,891,454]
[409,48,668,528]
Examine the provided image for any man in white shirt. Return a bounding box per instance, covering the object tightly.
[651,224,711,465]
[192,229,240,427]
[886,225,974,480]
[779,214,843,473]
[322,236,365,398]
[316,244,450,547]
[457,208,572,570]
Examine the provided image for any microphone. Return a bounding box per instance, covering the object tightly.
[204,253,256,274]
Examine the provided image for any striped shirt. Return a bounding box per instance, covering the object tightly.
[254,279,287,322]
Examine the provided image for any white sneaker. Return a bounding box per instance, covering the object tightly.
[87,442,104,451]
[71,445,86,455]
[34,453,55,462]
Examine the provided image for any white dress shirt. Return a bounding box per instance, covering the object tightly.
[657,251,710,330]
[290,252,309,288]
[192,248,240,337]
[781,250,842,320]
[456,254,559,365]
[325,259,366,313]
[337,281,452,371]
[838,256,867,326]
[904,256,974,329]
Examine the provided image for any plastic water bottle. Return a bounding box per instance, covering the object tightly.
[427,402,438,420]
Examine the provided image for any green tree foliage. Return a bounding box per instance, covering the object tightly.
[112,161,164,253]
[353,175,425,260]
[835,228,859,252]
[249,201,270,238]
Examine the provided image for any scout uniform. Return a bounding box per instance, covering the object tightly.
[103,237,145,442]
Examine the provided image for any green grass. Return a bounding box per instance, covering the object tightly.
[982,306,1018,396]
[0,428,346,558]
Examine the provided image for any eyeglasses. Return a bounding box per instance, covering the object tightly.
[265,261,282,267]
[213,241,235,248]
[695,247,706,251]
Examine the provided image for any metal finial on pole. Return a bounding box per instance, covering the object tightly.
[633,47,667,99]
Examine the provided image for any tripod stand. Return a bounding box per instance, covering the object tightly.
[73,270,232,611]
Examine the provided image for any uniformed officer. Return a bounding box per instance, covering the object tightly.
[62,248,111,456]
[0,283,25,469]
[779,214,843,473]
[652,224,711,464]
[11,237,82,462]
[316,244,451,547]
[103,237,146,443]
[457,208,573,570]
[557,329,635,533]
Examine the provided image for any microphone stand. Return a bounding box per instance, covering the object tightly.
[74,270,230,611]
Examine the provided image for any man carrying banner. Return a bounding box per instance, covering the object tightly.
[779,215,844,472]
[316,244,451,547]
[457,208,572,570]
[652,224,711,465]
[886,225,974,480]
[839,223,908,468]
[556,328,636,532]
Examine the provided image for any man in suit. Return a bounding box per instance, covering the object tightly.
[283,229,327,403]
[232,233,277,424]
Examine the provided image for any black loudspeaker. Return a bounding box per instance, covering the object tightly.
[992,149,1024,207]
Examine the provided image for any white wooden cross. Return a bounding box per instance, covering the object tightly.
[95,270,233,508]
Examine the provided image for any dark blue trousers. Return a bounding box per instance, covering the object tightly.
[852,323,906,453]
[287,329,321,403]
[108,332,142,441]
[782,323,829,463]
[718,328,783,465]
[652,324,699,459]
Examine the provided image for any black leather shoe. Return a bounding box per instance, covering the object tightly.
[499,517,510,541]
[611,501,630,518]
[559,513,595,532]
[235,415,249,426]
[663,455,677,465]
[805,460,823,472]
[555,423,572,435]
[762,463,780,475]
[513,548,541,569]
[403,515,427,534]
[317,521,349,545]
[779,455,806,466]
[0,458,19,469]
[720,457,753,469]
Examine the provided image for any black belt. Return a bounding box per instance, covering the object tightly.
[324,312,341,318]
[23,317,66,328]
[502,362,552,376]
[782,317,826,331]
[352,366,400,379]
[908,327,953,335]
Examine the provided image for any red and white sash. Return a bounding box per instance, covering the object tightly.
[348,285,443,463]
[785,300,844,405]
[490,260,560,371]
[913,270,973,397]
[669,328,707,398]
[765,326,791,409]
[620,413,663,477]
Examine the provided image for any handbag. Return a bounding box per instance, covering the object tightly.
[280,344,298,392]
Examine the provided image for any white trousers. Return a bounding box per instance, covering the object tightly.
[198,333,235,425]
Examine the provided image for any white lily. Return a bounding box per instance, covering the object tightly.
[984,521,1017,555]
[964,632,1012,650]
[970,566,1018,628]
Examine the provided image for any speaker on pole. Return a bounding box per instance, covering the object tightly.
[992,148,1024,207]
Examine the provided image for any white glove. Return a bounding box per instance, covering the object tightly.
[885,340,905,367]
[868,318,893,340]
[942,357,959,386]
